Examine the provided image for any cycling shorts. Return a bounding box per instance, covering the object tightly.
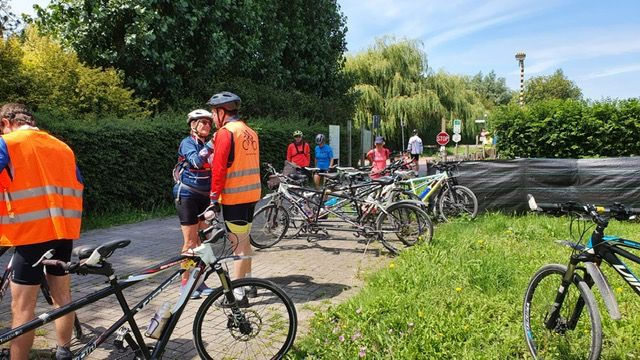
[175,195,210,225]
[222,202,257,234]
[12,239,73,285]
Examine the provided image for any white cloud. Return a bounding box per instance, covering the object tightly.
[583,63,640,80]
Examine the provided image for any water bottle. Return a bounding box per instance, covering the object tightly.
[419,186,431,199]
[145,301,172,339]
[324,197,338,207]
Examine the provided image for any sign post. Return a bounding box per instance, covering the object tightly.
[452,119,462,159]
[436,131,450,161]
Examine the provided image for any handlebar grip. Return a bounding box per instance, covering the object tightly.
[41,259,75,272]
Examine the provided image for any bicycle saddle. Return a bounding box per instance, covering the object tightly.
[287,173,307,181]
[373,176,394,185]
[319,173,340,180]
[73,239,131,261]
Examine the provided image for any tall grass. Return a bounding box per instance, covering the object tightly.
[290,213,640,359]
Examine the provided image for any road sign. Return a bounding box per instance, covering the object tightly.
[372,115,381,129]
[436,131,450,146]
[453,119,462,134]
[452,133,461,143]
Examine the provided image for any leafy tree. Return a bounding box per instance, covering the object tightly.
[345,38,485,145]
[0,27,151,117]
[524,69,582,104]
[467,70,512,109]
[32,0,348,106]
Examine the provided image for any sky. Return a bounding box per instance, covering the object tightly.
[8,0,640,100]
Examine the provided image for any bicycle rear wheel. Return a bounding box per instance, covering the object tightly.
[437,185,478,222]
[375,203,433,255]
[523,264,602,360]
[250,204,289,249]
[193,278,297,360]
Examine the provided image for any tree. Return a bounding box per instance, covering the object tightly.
[467,70,512,109]
[32,0,348,105]
[524,69,582,104]
[345,37,485,145]
[0,27,150,117]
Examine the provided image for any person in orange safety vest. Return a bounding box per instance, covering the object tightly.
[205,92,261,305]
[0,103,83,360]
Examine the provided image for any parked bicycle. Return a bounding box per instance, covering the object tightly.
[252,163,432,255]
[523,194,640,359]
[400,162,478,222]
[0,215,297,359]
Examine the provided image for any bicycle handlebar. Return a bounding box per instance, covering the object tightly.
[528,194,640,221]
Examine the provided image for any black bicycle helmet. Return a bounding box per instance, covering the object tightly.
[206,91,241,111]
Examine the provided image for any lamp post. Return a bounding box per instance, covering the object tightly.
[515,52,526,107]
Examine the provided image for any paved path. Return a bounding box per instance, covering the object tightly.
[0,214,391,359]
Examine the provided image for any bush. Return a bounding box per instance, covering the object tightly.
[492,98,640,158]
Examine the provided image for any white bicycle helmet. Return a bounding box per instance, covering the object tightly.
[187,109,213,124]
[315,134,325,144]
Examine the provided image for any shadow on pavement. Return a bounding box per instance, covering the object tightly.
[264,274,351,304]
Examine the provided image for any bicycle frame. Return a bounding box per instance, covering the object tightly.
[0,245,239,359]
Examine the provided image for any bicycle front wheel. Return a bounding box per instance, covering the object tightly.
[375,203,433,255]
[437,185,478,222]
[193,278,297,360]
[523,264,602,360]
[250,204,289,249]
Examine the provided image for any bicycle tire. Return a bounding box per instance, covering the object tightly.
[250,204,289,249]
[192,278,297,360]
[523,264,602,360]
[375,203,433,255]
[437,185,478,222]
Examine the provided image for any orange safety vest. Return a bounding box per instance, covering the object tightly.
[220,121,261,205]
[0,130,83,246]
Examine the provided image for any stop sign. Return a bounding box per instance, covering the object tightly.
[436,131,450,146]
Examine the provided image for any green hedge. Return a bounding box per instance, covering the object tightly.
[37,112,358,215]
[492,98,640,158]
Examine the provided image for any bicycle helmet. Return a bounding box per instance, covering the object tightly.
[186,109,213,124]
[315,134,325,144]
[206,91,241,111]
[293,130,303,137]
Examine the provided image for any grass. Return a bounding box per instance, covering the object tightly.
[288,213,640,359]
[81,202,177,231]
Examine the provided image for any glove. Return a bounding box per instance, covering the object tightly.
[209,200,221,213]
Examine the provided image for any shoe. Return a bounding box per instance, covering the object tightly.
[55,346,73,360]
[197,283,214,297]
[180,285,202,300]
[245,286,258,298]
[215,294,249,308]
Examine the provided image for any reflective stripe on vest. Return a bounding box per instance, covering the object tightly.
[220,121,261,205]
[0,130,83,246]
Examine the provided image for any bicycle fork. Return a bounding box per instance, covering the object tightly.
[214,262,254,335]
[544,262,586,332]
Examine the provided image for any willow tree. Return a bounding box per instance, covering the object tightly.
[345,38,485,144]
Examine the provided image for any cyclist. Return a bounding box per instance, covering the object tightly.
[286,130,310,168]
[367,136,391,179]
[0,103,83,360]
[313,133,334,188]
[173,109,215,299]
[207,91,261,304]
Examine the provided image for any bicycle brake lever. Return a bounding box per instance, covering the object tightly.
[32,249,55,267]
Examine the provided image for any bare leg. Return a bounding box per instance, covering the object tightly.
[228,232,252,280]
[180,224,201,282]
[45,274,73,348]
[10,282,39,360]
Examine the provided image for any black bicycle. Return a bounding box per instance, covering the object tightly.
[0,223,297,359]
[523,195,640,359]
